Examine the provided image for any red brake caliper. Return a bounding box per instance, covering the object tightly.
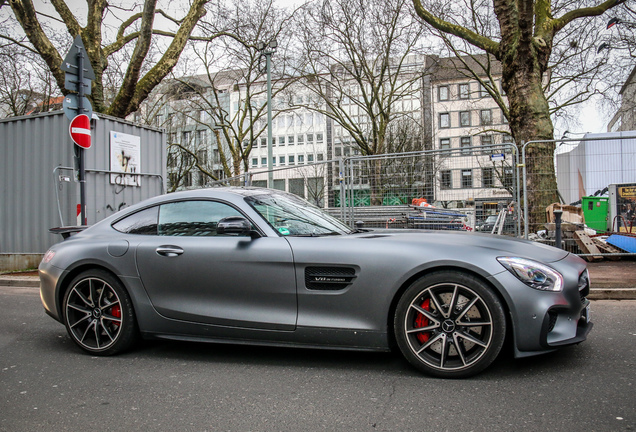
[414,299,431,343]
[110,304,121,327]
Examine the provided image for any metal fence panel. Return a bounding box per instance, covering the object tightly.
[522,132,636,257]
[340,145,519,231]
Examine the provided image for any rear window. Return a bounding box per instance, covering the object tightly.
[112,206,158,235]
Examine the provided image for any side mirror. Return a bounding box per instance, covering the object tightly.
[217,216,257,237]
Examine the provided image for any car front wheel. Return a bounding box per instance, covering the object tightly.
[63,270,138,355]
[394,271,506,378]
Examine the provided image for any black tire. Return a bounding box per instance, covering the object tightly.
[394,271,506,378]
[63,269,138,355]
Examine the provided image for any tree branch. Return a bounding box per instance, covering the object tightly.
[411,0,499,54]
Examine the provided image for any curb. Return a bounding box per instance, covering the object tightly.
[0,277,39,288]
[2,277,636,300]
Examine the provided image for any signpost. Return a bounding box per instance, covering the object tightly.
[61,35,94,225]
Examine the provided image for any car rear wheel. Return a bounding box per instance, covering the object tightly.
[394,271,506,378]
[63,270,138,355]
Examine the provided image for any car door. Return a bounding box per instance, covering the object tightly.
[133,199,297,330]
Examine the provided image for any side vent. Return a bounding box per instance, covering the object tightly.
[305,267,357,291]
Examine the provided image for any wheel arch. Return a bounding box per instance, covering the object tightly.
[386,265,512,350]
[55,263,131,320]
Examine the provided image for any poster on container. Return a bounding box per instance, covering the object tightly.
[110,131,141,187]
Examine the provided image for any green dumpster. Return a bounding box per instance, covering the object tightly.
[582,196,609,232]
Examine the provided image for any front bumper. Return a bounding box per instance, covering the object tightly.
[490,254,593,357]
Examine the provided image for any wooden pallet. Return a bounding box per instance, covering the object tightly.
[592,238,623,260]
[574,231,603,261]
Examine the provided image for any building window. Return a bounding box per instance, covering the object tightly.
[317,153,324,161]
[480,109,492,125]
[479,83,488,98]
[482,168,494,188]
[459,83,469,99]
[461,169,473,188]
[298,154,305,164]
[439,138,451,153]
[197,150,208,165]
[460,111,471,127]
[289,155,295,165]
[279,136,285,146]
[503,167,514,189]
[502,133,514,143]
[260,137,267,147]
[297,135,304,144]
[288,135,294,145]
[316,133,324,142]
[460,136,471,155]
[440,170,452,189]
[261,157,267,166]
[251,158,258,168]
[306,133,314,143]
[439,112,450,128]
[480,135,493,154]
[289,178,305,198]
[307,154,314,163]
[439,85,449,101]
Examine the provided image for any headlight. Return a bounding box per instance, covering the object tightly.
[497,257,563,292]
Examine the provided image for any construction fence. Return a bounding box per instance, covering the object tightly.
[521,133,636,258]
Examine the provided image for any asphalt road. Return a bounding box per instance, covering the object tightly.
[1,286,635,432]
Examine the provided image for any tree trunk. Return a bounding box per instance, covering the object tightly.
[501,49,558,232]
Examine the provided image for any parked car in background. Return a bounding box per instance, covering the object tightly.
[475,214,516,234]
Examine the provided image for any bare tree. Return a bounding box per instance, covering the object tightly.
[294,0,432,204]
[410,0,632,225]
[169,0,298,178]
[1,0,230,118]
[0,44,59,117]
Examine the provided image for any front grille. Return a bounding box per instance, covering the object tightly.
[305,267,356,291]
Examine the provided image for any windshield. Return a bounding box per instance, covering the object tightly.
[245,192,353,236]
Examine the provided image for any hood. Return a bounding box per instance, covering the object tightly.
[353,230,570,263]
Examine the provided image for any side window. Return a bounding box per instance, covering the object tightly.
[112,206,159,235]
[157,201,246,236]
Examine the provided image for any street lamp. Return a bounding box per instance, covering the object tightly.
[257,39,277,189]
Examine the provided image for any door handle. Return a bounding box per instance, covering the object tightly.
[155,245,184,257]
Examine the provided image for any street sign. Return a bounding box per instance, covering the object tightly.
[69,114,91,149]
[61,35,95,80]
[490,153,505,162]
[64,74,92,95]
[63,94,93,120]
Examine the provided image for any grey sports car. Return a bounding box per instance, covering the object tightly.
[39,187,593,378]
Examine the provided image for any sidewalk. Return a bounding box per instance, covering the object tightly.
[1,261,635,299]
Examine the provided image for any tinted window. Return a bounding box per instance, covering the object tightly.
[157,200,244,236]
[112,206,159,235]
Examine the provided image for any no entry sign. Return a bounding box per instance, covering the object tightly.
[69,114,91,149]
